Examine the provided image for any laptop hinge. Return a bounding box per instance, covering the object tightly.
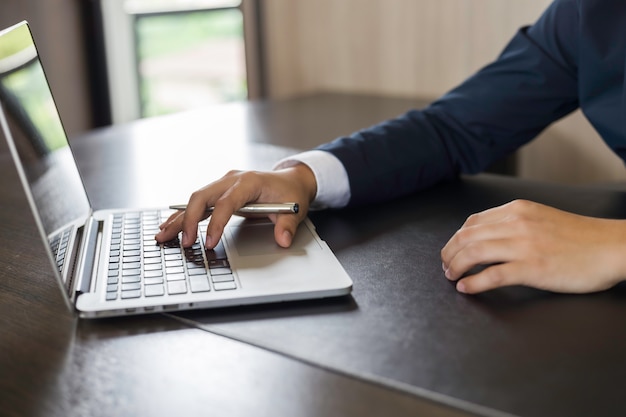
[75,217,99,295]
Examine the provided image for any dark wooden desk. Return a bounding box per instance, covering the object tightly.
[0,93,480,417]
[2,93,626,417]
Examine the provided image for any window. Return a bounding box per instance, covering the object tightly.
[100,0,253,123]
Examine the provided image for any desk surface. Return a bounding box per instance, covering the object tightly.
[2,93,626,417]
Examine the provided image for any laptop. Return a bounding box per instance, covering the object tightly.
[0,21,352,318]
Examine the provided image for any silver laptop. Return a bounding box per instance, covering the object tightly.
[0,21,352,318]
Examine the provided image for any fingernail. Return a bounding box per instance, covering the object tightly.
[456,281,467,293]
[442,262,447,271]
[445,268,451,280]
[281,230,292,247]
[182,231,190,246]
[204,234,213,249]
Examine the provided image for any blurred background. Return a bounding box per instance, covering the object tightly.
[1,0,625,185]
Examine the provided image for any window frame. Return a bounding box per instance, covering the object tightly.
[99,0,262,124]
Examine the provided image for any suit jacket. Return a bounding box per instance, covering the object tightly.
[317,0,625,207]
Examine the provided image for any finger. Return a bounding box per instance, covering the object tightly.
[455,262,524,294]
[442,204,519,266]
[204,202,240,249]
[204,182,261,249]
[180,198,214,247]
[441,222,515,271]
[444,238,515,281]
[155,210,184,243]
[271,213,304,248]
[159,210,181,230]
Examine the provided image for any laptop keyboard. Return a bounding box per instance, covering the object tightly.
[50,226,73,273]
[106,211,237,301]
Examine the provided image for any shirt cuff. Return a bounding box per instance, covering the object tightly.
[273,150,351,209]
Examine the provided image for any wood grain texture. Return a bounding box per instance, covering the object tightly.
[1,95,484,417]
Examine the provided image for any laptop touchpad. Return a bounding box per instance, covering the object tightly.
[227,222,320,256]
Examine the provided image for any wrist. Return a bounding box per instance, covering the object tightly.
[282,163,318,205]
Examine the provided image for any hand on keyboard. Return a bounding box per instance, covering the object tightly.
[155,165,315,249]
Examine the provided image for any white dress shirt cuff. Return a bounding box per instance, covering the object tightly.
[273,150,351,209]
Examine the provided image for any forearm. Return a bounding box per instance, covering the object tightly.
[318,1,579,208]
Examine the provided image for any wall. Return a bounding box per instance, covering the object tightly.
[261,0,626,185]
[0,0,91,137]
[261,0,549,99]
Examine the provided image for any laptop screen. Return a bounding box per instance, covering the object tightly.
[0,22,91,236]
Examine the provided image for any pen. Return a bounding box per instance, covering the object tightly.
[168,202,299,215]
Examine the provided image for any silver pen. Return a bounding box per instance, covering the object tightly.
[168,202,299,215]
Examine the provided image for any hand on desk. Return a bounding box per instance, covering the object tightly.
[441,199,626,294]
[155,164,316,249]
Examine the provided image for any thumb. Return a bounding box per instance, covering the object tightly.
[274,214,301,248]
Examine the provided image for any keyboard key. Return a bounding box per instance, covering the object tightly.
[143,257,162,265]
[122,275,141,284]
[122,268,141,276]
[209,267,232,276]
[144,270,163,278]
[186,261,205,269]
[166,273,185,282]
[145,284,165,297]
[121,289,141,299]
[164,253,183,260]
[214,281,237,291]
[208,259,229,268]
[122,282,141,291]
[165,260,183,268]
[144,277,164,285]
[211,274,234,283]
[167,280,187,295]
[166,266,184,275]
[189,275,210,292]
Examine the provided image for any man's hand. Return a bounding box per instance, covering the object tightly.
[441,199,626,294]
[155,164,317,249]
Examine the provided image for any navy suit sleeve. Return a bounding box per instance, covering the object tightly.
[317,0,580,207]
